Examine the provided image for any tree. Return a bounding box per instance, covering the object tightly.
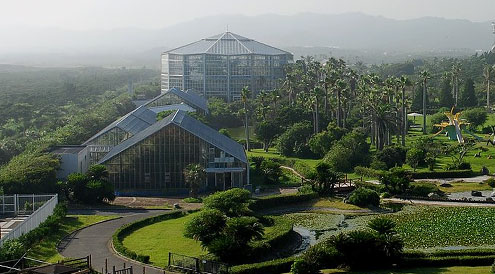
[312,162,341,195]
[254,121,281,152]
[406,148,423,171]
[451,63,461,106]
[398,76,411,146]
[203,188,251,217]
[241,86,251,151]
[420,70,431,134]
[183,164,206,198]
[484,64,492,109]
[459,78,477,108]
[438,76,454,108]
[277,122,313,157]
[463,108,487,130]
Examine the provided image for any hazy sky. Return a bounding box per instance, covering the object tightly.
[2,0,494,30]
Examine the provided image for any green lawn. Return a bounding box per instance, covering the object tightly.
[436,181,492,193]
[247,148,320,168]
[28,215,118,262]
[122,212,205,267]
[320,265,491,274]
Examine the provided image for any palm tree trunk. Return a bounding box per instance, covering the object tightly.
[488,70,491,110]
[337,89,342,127]
[244,102,250,151]
[423,80,427,135]
[401,86,406,146]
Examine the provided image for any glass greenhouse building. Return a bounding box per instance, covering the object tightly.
[161,32,293,101]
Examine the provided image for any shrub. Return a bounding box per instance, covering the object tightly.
[430,112,447,133]
[348,187,380,207]
[331,230,403,269]
[370,160,388,171]
[485,178,495,188]
[406,148,424,171]
[218,128,231,138]
[203,188,251,217]
[312,162,341,195]
[408,182,440,197]
[260,159,282,184]
[249,192,318,211]
[368,217,396,235]
[292,242,341,274]
[354,166,385,178]
[380,168,412,194]
[183,197,202,203]
[375,146,407,169]
[411,169,473,179]
[463,108,488,130]
[184,209,226,246]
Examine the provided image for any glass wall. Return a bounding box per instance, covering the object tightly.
[104,124,247,193]
[162,51,291,101]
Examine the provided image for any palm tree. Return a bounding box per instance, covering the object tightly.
[335,79,347,127]
[420,70,431,134]
[484,64,493,110]
[183,163,206,198]
[451,64,461,106]
[241,86,251,151]
[398,76,411,146]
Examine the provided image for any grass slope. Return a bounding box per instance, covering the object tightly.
[28,215,118,262]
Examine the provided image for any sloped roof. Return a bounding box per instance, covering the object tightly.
[83,105,156,145]
[164,32,292,56]
[99,110,247,164]
[144,88,208,113]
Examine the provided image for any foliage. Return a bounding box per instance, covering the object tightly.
[411,169,473,179]
[156,110,175,120]
[348,187,380,207]
[203,188,252,217]
[0,203,67,261]
[255,121,282,152]
[330,229,403,269]
[184,209,227,246]
[368,217,397,235]
[324,129,370,172]
[308,123,347,157]
[291,243,340,274]
[430,111,448,133]
[277,122,314,158]
[183,163,206,198]
[311,162,341,195]
[218,128,231,138]
[249,192,318,212]
[408,182,441,197]
[390,206,495,248]
[380,167,412,194]
[59,165,115,204]
[463,108,488,130]
[459,78,478,108]
[485,178,495,188]
[406,147,424,171]
[374,145,407,169]
[260,159,282,184]
[231,257,295,274]
[183,197,202,203]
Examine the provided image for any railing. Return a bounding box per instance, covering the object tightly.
[168,252,229,274]
[0,194,58,246]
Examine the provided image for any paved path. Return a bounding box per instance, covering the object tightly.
[383,197,495,207]
[60,209,174,274]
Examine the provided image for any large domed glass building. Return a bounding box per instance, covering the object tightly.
[161,32,293,101]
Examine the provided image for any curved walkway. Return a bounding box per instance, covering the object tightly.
[59,209,174,274]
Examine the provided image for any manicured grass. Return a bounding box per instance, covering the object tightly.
[320,265,491,274]
[28,215,118,262]
[436,181,492,193]
[122,212,205,267]
[247,148,320,168]
[387,206,495,249]
[309,198,363,211]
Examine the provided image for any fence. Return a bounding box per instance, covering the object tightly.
[168,252,229,274]
[0,194,58,246]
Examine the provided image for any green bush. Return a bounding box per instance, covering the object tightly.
[368,217,397,235]
[375,146,407,169]
[260,159,282,184]
[463,108,488,130]
[354,181,385,193]
[324,129,370,172]
[354,166,385,178]
[411,170,473,179]
[203,188,251,217]
[249,192,318,212]
[408,182,440,197]
[370,160,388,171]
[183,197,202,203]
[348,188,380,207]
[485,178,495,188]
[380,168,412,194]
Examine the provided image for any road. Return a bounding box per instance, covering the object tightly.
[59,209,176,274]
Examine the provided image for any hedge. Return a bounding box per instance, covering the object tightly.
[112,210,189,263]
[411,170,473,179]
[230,256,295,274]
[249,192,318,211]
[250,218,296,260]
[354,166,385,178]
[402,255,495,268]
